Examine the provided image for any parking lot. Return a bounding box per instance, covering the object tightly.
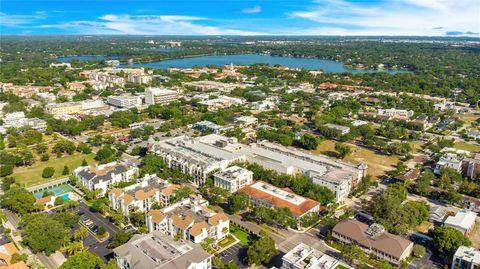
[77,202,121,261]
[216,242,248,268]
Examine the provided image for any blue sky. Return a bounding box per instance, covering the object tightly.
[1,0,479,36]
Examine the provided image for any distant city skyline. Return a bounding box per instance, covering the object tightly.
[1,0,479,36]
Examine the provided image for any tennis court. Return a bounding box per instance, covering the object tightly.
[33,183,74,199]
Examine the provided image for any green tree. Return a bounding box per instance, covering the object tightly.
[1,176,15,191]
[40,153,50,161]
[0,164,14,177]
[413,244,426,258]
[414,171,434,195]
[59,251,104,269]
[108,231,132,249]
[246,231,278,266]
[335,142,352,159]
[10,253,28,264]
[42,167,55,178]
[74,227,89,241]
[431,226,471,255]
[298,133,320,150]
[82,158,88,166]
[21,214,68,254]
[228,192,249,213]
[62,165,70,175]
[53,212,80,228]
[1,187,36,215]
[97,226,106,237]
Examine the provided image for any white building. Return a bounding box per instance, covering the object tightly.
[73,162,138,196]
[145,88,178,105]
[49,62,72,68]
[213,166,253,193]
[444,209,477,235]
[324,123,350,135]
[109,174,177,217]
[128,74,152,84]
[3,112,27,127]
[193,121,231,134]
[234,115,258,127]
[434,153,463,174]
[151,134,366,201]
[377,108,414,120]
[146,195,230,244]
[251,100,276,111]
[198,96,244,111]
[451,246,480,269]
[107,95,142,108]
[113,231,212,269]
[282,243,340,269]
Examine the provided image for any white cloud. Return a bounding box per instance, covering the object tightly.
[0,12,45,27]
[37,14,263,35]
[289,0,480,36]
[242,6,262,14]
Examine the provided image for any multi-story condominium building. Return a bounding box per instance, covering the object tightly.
[451,246,480,269]
[107,95,142,108]
[66,82,86,91]
[145,87,178,105]
[113,231,212,269]
[146,195,229,244]
[127,74,152,84]
[282,243,340,269]
[46,102,83,117]
[213,166,253,193]
[183,80,245,92]
[193,120,231,134]
[377,108,414,120]
[332,219,413,265]
[3,112,27,127]
[109,174,177,217]
[234,115,258,127]
[198,96,244,111]
[73,162,138,196]
[151,134,366,200]
[239,181,320,219]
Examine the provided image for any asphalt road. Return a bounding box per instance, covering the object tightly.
[216,242,248,268]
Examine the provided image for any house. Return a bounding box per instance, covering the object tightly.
[429,206,447,224]
[282,243,340,269]
[239,181,321,219]
[467,131,480,140]
[35,195,56,209]
[451,246,480,269]
[146,195,229,244]
[434,153,463,174]
[213,166,253,193]
[0,242,29,269]
[332,219,413,265]
[324,123,350,135]
[113,231,212,269]
[234,115,258,127]
[443,209,477,235]
[73,162,139,196]
[108,174,174,217]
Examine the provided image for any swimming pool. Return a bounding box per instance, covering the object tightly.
[59,193,70,201]
[33,183,74,199]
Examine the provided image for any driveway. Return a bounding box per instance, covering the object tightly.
[216,242,248,268]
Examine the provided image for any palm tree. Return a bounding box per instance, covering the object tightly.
[62,241,85,256]
[74,227,89,241]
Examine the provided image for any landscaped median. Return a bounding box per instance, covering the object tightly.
[79,219,109,243]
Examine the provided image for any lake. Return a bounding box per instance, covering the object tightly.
[121,54,405,74]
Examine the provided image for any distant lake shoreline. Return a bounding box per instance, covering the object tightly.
[55,53,409,74]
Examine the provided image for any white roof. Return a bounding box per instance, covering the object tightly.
[454,246,480,265]
[444,210,477,230]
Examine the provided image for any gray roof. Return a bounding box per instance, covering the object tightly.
[113,231,212,269]
[78,165,129,184]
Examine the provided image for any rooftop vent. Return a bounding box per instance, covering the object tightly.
[366,223,385,239]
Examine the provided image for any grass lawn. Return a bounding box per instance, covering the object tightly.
[311,140,399,179]
[218,235,236,248]
[10,153,96,187]
[416,221,433,233]
[230,226,251,245]
[454,142,480,153]
[459,115,480,126]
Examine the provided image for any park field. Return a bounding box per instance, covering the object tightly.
[10,153,96,187]
[454,141,480,153]
[311,140,399,179]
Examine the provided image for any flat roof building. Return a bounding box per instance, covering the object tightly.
[239,181,320,218]
[145,88,178,105]
[113,231,212,269]
[451,246,480,269]
[107,95,141,108]
[444,209,477,235]
[282,243,340,269]
[213,166,253,193]
[324,123,350,135]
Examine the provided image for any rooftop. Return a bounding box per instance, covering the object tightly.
[444,209,477,230]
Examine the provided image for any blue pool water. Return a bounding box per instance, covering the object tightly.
[33,183,74,199]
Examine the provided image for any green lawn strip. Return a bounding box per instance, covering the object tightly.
[79,222,109,242]
[218,235,236,248]
[230,226,251,245]
[454,142,480,153]
[11,153,96,187]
